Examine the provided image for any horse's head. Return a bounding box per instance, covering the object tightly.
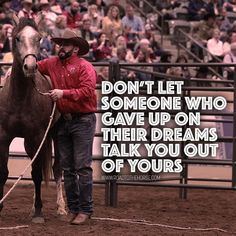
[12,16,42,78]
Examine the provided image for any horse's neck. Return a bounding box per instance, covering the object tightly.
[10,60,35,98]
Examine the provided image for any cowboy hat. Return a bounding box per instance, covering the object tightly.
[51,29,89,55]
[51,5,62,15]
[39,0,49,5]
[22,0,33,4]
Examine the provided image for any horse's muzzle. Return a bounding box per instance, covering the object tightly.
[23,54,38,77]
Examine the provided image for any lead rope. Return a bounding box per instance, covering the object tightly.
[0,101,56,205]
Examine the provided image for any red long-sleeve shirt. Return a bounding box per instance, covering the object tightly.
[38,54,97,113]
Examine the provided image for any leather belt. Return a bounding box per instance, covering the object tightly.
[62,112,94,121]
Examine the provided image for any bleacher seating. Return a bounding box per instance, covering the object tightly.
[174,8,189,21]
[226,11,236,23]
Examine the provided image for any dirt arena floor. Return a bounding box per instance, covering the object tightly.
[0,183,236,236]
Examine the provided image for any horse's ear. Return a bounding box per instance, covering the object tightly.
[12,13,19,26]
[35,12,44,26]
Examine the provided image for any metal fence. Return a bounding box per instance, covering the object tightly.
[1,61,236,207]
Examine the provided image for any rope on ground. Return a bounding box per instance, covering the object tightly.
[93,217,235,234]
[0,102,56,205]
[0,225,29,230]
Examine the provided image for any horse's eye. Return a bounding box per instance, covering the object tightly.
[15,37,20,43]
[35,37,41,43]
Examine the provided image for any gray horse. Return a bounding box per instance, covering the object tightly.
[0,16,66,223]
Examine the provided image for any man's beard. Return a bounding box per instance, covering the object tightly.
[58,48,74,60]
[71,9,78,15]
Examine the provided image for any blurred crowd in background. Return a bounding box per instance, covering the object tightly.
[1,0,236,83]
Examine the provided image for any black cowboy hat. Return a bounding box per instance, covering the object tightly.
[51,29,89,56]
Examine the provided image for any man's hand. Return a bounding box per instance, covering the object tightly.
[49,89,63,101]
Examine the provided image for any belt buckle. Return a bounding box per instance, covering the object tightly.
[63,113,72,120]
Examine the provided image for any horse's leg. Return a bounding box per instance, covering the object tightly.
[0,138,10,212]
[53,136,67,216]
[53,157,67,216]
[31,157,44,223]
[25,137,51,223]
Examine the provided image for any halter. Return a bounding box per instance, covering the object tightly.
[23,53,38,64]
[22,54,50,96]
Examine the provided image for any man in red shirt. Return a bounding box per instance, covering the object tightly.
[38,29,97,225]
[63,1,82,29]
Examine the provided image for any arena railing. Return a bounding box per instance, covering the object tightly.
[172,28,227,83]
[105,61,236,205]
[175,28,222,62]
[1,61,236,207]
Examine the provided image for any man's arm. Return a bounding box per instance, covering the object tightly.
[50,63,97,102]
[63,63,96,101]
[37,58,51,76]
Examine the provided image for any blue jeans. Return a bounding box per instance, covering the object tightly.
[56,113,96,215]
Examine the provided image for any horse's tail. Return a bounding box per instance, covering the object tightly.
[42,138,52,187]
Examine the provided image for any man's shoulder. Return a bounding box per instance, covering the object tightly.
[38,56,59,67]
[207,38,214,43]
[76,58,96,75]
[45,56,59,64]
[77,58,95,68]
[134,15,142,21]
[122,16,128,22]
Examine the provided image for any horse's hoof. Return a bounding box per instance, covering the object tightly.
[32,216,45,224]
[57,208,67,216]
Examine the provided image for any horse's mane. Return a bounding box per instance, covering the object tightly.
[12,18,38,54]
